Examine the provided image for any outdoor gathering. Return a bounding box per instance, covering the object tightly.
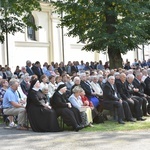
[0,0,150,150]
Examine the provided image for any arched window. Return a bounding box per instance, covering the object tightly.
[27,15,36,41]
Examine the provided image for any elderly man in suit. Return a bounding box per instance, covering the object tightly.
[31,61,43,80]
[25,60,34,76]
[133,71,150,116]
[116,73,146,121]
[103,75,136,124]
[103,75,125,124]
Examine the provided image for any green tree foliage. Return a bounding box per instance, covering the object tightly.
[51,0,150,68]
[0,0,41,43]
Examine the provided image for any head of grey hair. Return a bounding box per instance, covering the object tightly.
[9,78,19,86]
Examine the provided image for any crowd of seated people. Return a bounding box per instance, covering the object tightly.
[0,58,150,132]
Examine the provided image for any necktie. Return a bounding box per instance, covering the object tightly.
[38,68,41,75]
[3,73,7,79]
[17,90,21,99]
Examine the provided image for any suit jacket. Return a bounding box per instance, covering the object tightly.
[126,80,135,96]
[31,65,43,79]
[58,67,65,76]
[80,80,93,97]
[71,65,78,73]
[20,80,30,96]
[115,79,131,100]
[144,76,150,96]
[26,66,34,76]
[0,71,7,79]
[103,81,120,101]
[132,78,145,97]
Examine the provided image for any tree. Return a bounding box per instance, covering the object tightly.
[51,0,150,68]
[0,0,41,43]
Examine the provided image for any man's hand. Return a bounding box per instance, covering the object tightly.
[133,88,139,92]
[119,99,122,103]
[128,98,134,103]
[11,101,25,108]
[67,103,72,108]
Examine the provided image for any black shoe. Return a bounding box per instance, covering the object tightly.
[144,114,150,117]
[127,118,136,122]
[118,120,125,124]
[137,118,147,121]
[75,125,84,132]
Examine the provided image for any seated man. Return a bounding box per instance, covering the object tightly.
[2,79,27,130]
[103,75,135,124]
[133,71,150,116]
[116,73,145,121]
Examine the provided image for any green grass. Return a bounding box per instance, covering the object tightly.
[82,117,150,132]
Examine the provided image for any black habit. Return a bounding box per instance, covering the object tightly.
[51,91,82,129]
[26,89,60,132]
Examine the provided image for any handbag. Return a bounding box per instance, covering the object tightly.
[88,96,99,108]
[93,113,105,124]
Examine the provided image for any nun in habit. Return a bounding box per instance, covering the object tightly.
[26,78,61,132]
[51,83,84,131]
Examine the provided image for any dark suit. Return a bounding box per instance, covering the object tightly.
[26,66,34,76]
[133,78,149,116]
[80,80,93,97]
[144,76,150,96]
[31,65,43,80]
[58,67,65,76]
[20,80,30,96]
[144,76,150,114]
[103,81,125,121]
[71,65,78,73]
[116,79,142,119]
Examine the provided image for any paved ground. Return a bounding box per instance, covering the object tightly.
[0,123,150,150]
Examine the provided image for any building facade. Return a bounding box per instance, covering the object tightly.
[0,2,149,70]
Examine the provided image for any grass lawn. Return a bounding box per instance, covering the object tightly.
[82,117,150,132]
[0,116,150,132]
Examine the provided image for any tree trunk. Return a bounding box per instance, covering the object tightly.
[105,2,123,69]
[108,47,123,69]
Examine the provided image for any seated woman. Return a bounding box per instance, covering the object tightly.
[48,75,57,99]
[51,83,83,131]
[71,76,81,94]
[26,78,61,132]
[69,86,93,127]
[80,89,101,123]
